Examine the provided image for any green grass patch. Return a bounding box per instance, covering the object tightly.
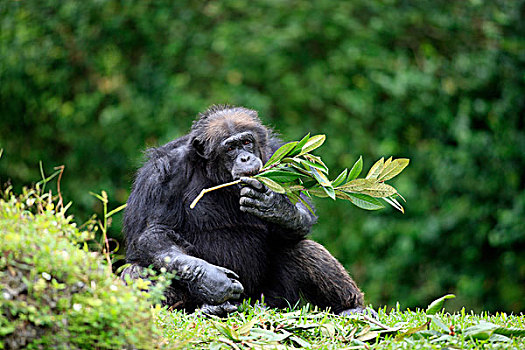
[156,299,525,349]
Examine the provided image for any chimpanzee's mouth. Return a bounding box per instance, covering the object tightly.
[232,167,261,180]
[243,168,261,177]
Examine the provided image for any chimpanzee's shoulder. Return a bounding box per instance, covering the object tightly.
[138,135,192,183]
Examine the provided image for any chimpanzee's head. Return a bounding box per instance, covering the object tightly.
[190,105,270,183]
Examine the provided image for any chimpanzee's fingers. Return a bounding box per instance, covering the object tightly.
[199,302,238,316]
[239,196,269,210]
[230,280,244,296]
[216,266,240,279]
[198,304,222,316]
[240,205,263,217]
[240,177,265,192]
[221,302,239,313]
[240,186,265,200]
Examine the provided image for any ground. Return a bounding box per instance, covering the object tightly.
[154,298,525,349]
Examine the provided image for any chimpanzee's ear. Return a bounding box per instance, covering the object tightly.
[191,137,207,159]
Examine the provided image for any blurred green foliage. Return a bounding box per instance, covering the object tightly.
[1,0,524,312]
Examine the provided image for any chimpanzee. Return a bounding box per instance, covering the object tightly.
[122,105,366,316]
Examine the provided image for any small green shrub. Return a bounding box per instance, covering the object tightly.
[0,186,164,349]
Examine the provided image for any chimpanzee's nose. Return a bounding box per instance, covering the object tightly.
[241,154,251,162]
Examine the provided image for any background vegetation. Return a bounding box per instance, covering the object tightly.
[1,0,524,313]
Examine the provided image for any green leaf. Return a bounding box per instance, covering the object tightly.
[289,133,310,156]
[237,317,259,335]
[310,167,331,187]
[337,178,374,192]
[383,196,405,213]
[296,193,315,215]
[357,330,380,342]
[463,321,525,340]
[426,294,455,315]
[255,169,305,182]
[286,192,300,205]
[366,157,384,179]
[303,154,328,169]
[256,177,286,194]
[346,156,363,181]
[286,184,306,192]
[322,185,336,200]
[360,183,397,198]
[290,336,311,348]
[307,187,329,198]
[300,178,318,188]
[394,320,431,341]
[286,161,312,176]
[493,325,525,338]
[300,134,326,154]
[378,158,410,181]
[489,334,512,342]
[335,191,385,210]
[263,141,297,169]
[332,169,348,187]
[211,321,240,341]
[463,322,498,340]
[337,179,397,198]
[250,328,292,342]
[383,156,393,169]
[428,315,450,333]
[300,159,329,174]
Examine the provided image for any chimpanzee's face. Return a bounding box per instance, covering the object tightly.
[219,131,263,180]
[190,108,268,183]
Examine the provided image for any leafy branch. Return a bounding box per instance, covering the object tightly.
[190,134,409,213]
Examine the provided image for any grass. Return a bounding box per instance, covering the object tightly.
[154,298,525,349]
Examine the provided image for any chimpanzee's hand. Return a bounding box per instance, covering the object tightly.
[239,177,315,234]
[172,255,244,305]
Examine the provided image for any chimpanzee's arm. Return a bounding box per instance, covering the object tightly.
[124,145,243,304]
[127,222,244,304]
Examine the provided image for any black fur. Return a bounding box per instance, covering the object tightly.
[123,105,364,314]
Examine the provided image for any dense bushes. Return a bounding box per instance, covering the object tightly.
[1,0,524,311]
[0,187,162,349]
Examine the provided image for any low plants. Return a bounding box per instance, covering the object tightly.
[0,176,166,349]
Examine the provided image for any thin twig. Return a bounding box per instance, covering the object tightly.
[360,314,394,331]
[189,163,282,209]
[54,165,65,212]
[190,179,242,209]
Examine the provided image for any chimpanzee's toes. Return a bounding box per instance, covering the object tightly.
[197,301,239,317]
[338,307,379,319]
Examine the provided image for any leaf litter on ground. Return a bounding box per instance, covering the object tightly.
[155,295,525,349]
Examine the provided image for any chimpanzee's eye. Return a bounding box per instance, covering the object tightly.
[243,139,251,145]
[227,146,234,152]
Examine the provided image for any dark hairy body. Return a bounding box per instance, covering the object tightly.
[123,105,365,315]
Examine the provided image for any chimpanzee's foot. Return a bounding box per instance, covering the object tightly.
[197,301,239,317]
[339,307,379,319]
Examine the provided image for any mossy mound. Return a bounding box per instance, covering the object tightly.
[0,188,162,349]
